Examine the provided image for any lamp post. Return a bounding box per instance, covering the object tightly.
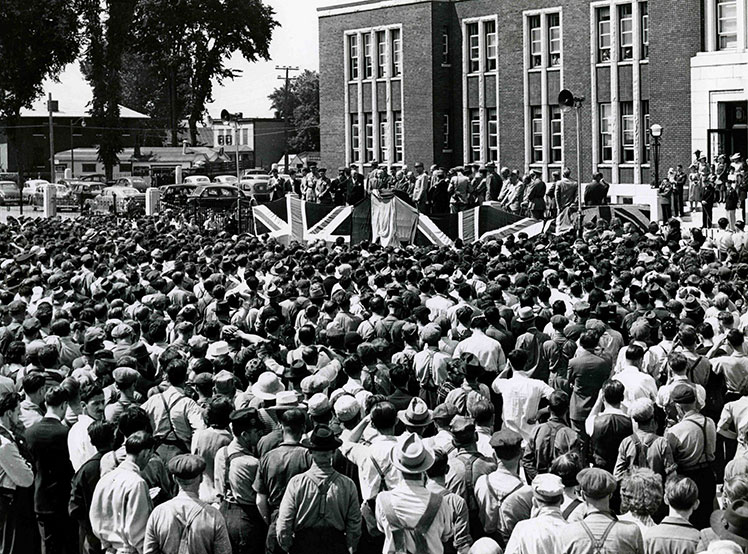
[558,89,585,237]
[649,123,663,188]
[70,117,86,178]
[221,109,243,230]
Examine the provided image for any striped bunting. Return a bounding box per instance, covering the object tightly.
[458,206,480,243]
[480,217,544,241]
[252,205,289,238]
[418,213,454,247]
[307,205,353,242]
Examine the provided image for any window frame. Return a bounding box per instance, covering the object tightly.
[376,31,386,78]
[485,20,498,72]
[487,108,498,162]
[442,112,451,150]
[531,106,544,163]
[391,29,402,77]
[620,101,635,163]
[349,34,359,80]
[363,33,373,79]
[441,27,450,65]
[640,2,649,59]
[548,13,562,67]
[599,103,613,163]
[379,112,389,162]
[467,23,480,73]
[393,111,403,163]
[619,4,634,61]
[551,106,563,163]
[597,7,611,63]
[364,113,374,162]
[717,0,738,50]
[529,15,542,69]
[642,99,651,164]
[350,114,360,163]
[469,109,481,162]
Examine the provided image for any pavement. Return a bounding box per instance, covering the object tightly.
[0,205,78,223]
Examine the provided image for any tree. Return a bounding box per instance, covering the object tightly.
[132,0,278,146]
[79,0,139,180]
[0,0,79,178]
[269,70,320,153]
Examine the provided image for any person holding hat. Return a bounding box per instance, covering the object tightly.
[446,416,497,539]
[144,453,231,554]
[376,432,455,554]
[214,407,266,554]
[664,382,717,530]
[276,424,361,554]
[254,408,311,554]
[503,474,568,554]
[90,431,156,554]
[559,467,643,554]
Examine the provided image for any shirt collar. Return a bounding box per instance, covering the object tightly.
[44,412,62,422]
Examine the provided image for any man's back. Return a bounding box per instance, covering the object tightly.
[642,515,700,554]
[569,351,610,421]
[562,511,644,554]
[144,492,231,554]
[26,416,73,514]
[253,442,312,510]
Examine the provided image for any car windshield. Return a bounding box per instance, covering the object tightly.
[0,183,17,193]
[107,187,139,197]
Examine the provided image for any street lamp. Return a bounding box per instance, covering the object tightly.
[70,117,86,178]
[221,109,243,229]
[558,89,585,237]
[649,124,663,188]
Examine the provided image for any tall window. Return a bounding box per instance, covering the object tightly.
[599,103,613,162]
[487,108,498,161]
[531,106,543,163]
[717,0,738,50]
[442,28,450,64]
[620,102,635,162]
[529,15,542,68]
[469,109,481,162]
[364,113,374,162]
[442,112,450,150]
[376,31,386,78]
[485,21,497,71]
[350,114,360,163]
[551,106,563,163]
[467,23,480,73]
[242,129,249,145]
[391,29,402,77]
[393,111,403,162]
[363,33,373,79]
[225,133,232,146]
[642,100,650,163]
[619,4,634,60]
[641,3,649,59]
[379,113,389,162]
[597,7,611,63]
[548,13,561,67]
[217,135,224,146]
[349,35,359,79]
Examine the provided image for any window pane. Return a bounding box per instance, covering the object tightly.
[529,15,542,68]
[443,112,450,149]
[470,109,481,162]
[379,112,388,162]
[468,23,480,73]
[363,34,372,79]
[531,106,543,163]
[350,114,360,163]
[642,100,650,163]
[641,2,649,59]
[391,29,402,77]
[487,108,498,161]
[619,4,634,60]
[442,28,449,64]
[599,103,612,163]
[598,8,611,63]
[364,113,374,162]
[349,35,359,79]
[621,102,635,163]
[394,111,403,162]
[485,20,497,71]
[718,0,738,50]
[548,13,561,67]
[377,31,386,78]
[551,106,562,162]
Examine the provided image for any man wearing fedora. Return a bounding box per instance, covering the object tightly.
[376,433,455,554]
[276,424,361,554]
[560,468,644,553]
[214,408,266,554]
[697,498,748,552]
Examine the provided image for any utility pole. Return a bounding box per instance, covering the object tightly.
[276,66,299,174]
[47,93,58,183]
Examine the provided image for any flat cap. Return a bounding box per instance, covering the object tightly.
[213,370,236,394]
[671,383,697,404]
[489,428,523,449]
[111,323,134,339]
[451,415,476,446]
[532,473,565,502]
[577,468,616,499]
[300,373,329,396]
[167,454,206,479]
[420,323,441,343]
[229,407,262,428]
[8,300,27,314]
[113,367,139,388]
[433,403,457,422]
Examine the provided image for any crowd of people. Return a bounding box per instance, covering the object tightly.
[657,151,746,228]
[269,162,613,219]
[5,183,748,554]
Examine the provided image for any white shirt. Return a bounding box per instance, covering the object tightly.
[491,372,554,442]
[453,330,505,373]
[613,365,658,409]
[340,434,400,501]
[504,506,569,554]
[68,413,96,472]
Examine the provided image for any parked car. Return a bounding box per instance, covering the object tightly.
[187,185,246,210]
[32,184,74,210]
[213,175,238,184]
[23,179,50,204]
[113,177,148,192]
[0,181,21,205]
[239,176,271,203]
[80,174,107,183]
[242,168,269,178]
[91,186,146,214]
[184,175,211,185]
[68,182,105,207]
[159,184,197,208]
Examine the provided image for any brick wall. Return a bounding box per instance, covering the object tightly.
[319,0,698,180]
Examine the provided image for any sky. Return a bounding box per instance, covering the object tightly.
[42,0,340,120]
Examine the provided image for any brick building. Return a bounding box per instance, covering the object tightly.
[319,0,748,185]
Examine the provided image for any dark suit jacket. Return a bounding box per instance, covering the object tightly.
[568,350,611,421]
[25,416,74,514]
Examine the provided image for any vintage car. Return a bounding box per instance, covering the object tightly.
[186,184,247,210]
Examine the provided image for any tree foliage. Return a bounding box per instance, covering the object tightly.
[0,0,79,175]
[132,0,278,145]
[79,0,139,180]
[268,70,320,153]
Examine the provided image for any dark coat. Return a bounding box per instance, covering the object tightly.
[25,416,74,515]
